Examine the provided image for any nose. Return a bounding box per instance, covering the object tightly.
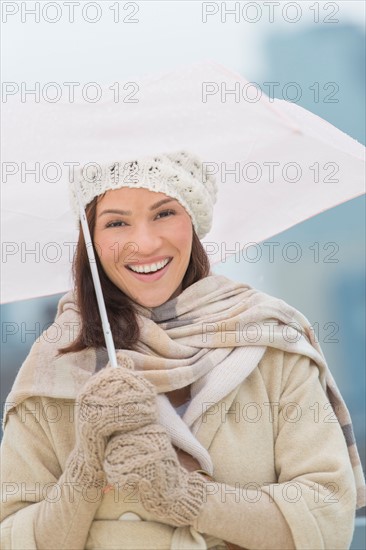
[124,222,163,258]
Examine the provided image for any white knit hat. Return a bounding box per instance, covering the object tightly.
[70,151,218,239]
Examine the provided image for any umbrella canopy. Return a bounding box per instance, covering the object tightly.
[2,60,365,303]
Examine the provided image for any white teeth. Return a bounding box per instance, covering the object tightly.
[128,258,170,273]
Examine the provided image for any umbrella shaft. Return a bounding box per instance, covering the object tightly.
[74,183,118,368]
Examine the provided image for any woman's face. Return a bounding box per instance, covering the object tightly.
[93,187,193,308]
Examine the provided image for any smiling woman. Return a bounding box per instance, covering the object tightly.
[94,188,193,308]
[0,151,364,550]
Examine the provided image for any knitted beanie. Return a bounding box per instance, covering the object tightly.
[70,150,218,239]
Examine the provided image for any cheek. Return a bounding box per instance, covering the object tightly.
[173,219,193,257]
[94,233,119,266]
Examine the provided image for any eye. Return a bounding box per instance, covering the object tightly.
[156,209,176,219]
[105,220,127,228]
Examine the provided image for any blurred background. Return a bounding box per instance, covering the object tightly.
[1,1,365,544]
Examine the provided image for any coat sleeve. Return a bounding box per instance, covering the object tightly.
[193,352,357,550]
[0,396,100,550]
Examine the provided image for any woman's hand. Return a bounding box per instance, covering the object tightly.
[65,351,158,489]
[103,424,207,527]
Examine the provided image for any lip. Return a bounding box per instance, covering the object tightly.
[125,258,173,283]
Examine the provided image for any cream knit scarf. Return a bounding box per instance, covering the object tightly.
[4,273,365,509]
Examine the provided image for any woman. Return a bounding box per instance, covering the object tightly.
[1,151,364,549]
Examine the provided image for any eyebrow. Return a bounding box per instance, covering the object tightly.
[98,198,177,217]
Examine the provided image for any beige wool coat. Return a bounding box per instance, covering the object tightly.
[0,346,357,549]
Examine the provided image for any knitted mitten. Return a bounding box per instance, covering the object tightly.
[104,424,207,526]
[65,352,158,489]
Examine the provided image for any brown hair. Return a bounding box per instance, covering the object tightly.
[58,194,210,355]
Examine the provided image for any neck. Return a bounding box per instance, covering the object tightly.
[165,385,191,407]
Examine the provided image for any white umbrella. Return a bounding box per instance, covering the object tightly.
[2,60,365,304]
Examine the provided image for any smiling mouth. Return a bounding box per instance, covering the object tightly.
[126,258,172,274]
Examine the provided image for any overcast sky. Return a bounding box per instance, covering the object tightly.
[2,1,365,84]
